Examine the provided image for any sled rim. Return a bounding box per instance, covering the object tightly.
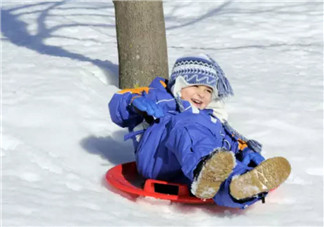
[106,162,214,204]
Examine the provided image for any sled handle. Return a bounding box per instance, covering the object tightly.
[143,179,191,197]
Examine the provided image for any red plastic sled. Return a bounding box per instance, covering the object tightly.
[105,161,214,204]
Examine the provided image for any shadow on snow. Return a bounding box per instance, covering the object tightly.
[80,130,135,165]
[1,0,118,86]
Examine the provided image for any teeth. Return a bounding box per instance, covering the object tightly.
[192,99,202,104]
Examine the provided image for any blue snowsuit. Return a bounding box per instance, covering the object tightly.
[109,77,265,209]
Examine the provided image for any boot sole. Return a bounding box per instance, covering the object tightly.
[191,151,235,199]
[230,157,291,200]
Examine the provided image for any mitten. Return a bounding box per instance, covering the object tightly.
[132,96,164,118]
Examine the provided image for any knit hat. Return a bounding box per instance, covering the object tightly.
[169,54,234,100]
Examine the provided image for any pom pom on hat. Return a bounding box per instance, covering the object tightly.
[169,54,234,99]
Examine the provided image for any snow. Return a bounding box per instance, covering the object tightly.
[1,0,323,226]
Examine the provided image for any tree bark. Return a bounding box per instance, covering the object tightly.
[113,1,169,89]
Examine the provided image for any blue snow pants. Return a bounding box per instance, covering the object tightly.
[134,112,262,209]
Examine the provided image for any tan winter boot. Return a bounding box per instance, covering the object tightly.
[230,157,291,200]
[191,150,236,199]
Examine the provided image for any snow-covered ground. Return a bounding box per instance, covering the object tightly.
[1,0,323,226]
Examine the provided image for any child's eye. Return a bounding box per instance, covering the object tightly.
[206,89,212,93]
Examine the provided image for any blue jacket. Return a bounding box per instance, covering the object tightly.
[109,77,263,208]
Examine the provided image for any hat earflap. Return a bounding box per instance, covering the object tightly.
[206,54,234,99]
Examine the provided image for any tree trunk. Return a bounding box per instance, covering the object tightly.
[113,1,169,89]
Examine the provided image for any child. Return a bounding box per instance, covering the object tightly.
[109,54,291,209]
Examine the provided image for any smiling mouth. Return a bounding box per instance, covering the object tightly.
[191,98,203,107]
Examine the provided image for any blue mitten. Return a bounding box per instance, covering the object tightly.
[132,96,164,118]
[242,150,265,166]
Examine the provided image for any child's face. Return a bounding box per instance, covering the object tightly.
[180,85,213,109]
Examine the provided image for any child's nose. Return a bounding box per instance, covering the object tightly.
[197,89,205,98]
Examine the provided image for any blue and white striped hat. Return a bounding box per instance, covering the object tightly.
[169,54,233,99]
